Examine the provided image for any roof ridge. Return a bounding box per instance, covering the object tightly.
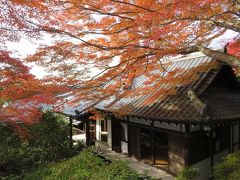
[164,52,209,64]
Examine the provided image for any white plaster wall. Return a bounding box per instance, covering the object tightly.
[154,121,184,132]
[121,122,128,141]
[189,125,201,132]
[96,119,101,141]
[130,117,151,125]
[121,141,128,153]
[120,123,128,153]
[193,150,228,180]
[129,117,188,132]
[114,114,126,120]
[107,119,112,147]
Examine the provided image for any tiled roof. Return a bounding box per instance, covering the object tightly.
[63,52,240,124]
[96,52,240,123]
[201,90,240,121]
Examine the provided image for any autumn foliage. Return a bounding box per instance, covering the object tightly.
[0,51,68,133]
[0,0,239,122]
[227,40,240,58]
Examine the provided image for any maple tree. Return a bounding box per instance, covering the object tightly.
[0,50,68,134]
[0,0,239,114]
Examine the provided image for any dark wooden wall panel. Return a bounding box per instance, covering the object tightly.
[129,125,141,159]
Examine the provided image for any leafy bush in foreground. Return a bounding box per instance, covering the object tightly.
[0,111,82,178]
[176,166,199,180]
[213,151,240,180]
[24,149,140,180]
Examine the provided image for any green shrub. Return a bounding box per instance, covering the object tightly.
[24,149,141,180]
[28,111,80,161]
[0,111,82,177]
[176,166,199,180]
[213,151,240,180]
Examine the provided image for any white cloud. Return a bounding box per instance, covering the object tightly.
[6,34,53,79]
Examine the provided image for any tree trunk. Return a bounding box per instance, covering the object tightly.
[198,46,240,68]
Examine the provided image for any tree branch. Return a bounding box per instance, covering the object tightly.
[198,46,240,68]
[110,0,155,12]
[180,46,240,68]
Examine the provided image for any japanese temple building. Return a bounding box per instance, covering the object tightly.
[64,52,240,179]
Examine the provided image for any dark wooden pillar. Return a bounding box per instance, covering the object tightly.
[127,116,131,157]
[85,119,90,146]
[69,116,73,148]
[150,120,155,165]
[185,124,190,134]
[232,123,234,152]
[239,121,240,150]
[209,127,214,168]
[229,124,232,153]
[184,136,190,166]
[184,124,190,166]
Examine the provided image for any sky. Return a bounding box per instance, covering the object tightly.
[6,36,51,79]
[208,30,239,49]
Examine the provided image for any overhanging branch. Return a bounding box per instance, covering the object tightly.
[180,46,240,68]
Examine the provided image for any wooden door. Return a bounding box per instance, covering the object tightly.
[112,120,122,152]
[129,125,141,159]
